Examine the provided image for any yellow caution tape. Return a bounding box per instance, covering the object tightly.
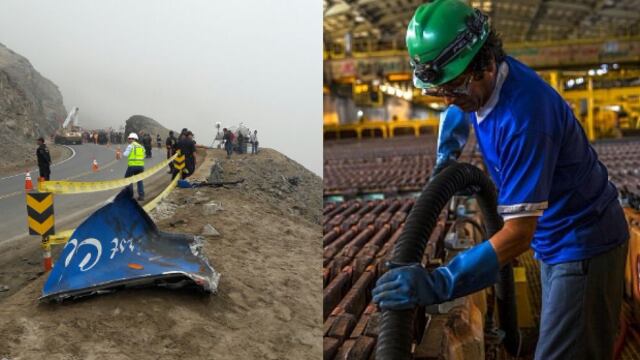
[39,152,179,194]
[143,172,181,212]
[48,229,73,245]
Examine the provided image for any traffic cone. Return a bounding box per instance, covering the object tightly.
[24,172,33,191]
[43,250,52,272]
[92,159,99,172]
[116,147,122,160]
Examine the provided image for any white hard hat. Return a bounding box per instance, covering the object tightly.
[128,133,138,140]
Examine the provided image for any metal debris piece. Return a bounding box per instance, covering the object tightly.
[41,188,220,302]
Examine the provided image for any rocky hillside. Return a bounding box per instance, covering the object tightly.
[0,43,66,169]
[124,115,174,140]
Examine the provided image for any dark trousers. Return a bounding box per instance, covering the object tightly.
[167,148,174,171]
[184,156,195,179]
[125,166,144,197]
[225,141,233,158]
[535,240,628,359]
[38,165,50,180]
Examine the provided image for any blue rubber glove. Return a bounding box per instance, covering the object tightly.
[372,241,500,310]
[432,105,470,178]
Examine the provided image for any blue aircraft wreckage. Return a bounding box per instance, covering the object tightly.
[41,188,220,301]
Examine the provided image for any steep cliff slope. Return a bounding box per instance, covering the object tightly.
[0,42,66,170]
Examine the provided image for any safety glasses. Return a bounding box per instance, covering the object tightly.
[422,72,474,98]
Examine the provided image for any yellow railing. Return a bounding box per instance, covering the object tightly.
[324,35,640,60]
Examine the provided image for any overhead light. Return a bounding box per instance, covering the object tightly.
[567,79,575,87]
[596,69,605,76]
[576,77,584,85]
[357,110,364,117]
[613,63,620,69]
[355,15,365,23]
[588,69,596,76]
[380,85,387,92]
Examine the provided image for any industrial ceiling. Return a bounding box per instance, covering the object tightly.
[323,0,640,46]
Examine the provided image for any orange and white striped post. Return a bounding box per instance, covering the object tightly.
[24,171,33,191]
[42,235,52,271]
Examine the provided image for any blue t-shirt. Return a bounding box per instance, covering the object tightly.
[470,56,628,264]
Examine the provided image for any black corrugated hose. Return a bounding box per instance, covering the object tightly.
[375,162,520,359]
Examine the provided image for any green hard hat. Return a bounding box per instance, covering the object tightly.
[406,0,489,89]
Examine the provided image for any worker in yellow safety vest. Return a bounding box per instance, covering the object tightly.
[123,132,146,201]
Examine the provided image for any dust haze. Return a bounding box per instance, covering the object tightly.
[0,0,322,175]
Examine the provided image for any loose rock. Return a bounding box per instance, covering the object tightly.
[201,224,220,237]
[203,201,224,215]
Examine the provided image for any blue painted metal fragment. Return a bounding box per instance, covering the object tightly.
[41,188,220,301]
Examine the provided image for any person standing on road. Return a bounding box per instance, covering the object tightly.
[165,130,177,174]
[176,131,196,179]
[141,132,153,158]
[237,132,245,154]
[372,1,629,359]
[250,130,258,154]
[36,137,52,181]
[156,134,162,149]
[123,133,146,201]
[223,128,233,159]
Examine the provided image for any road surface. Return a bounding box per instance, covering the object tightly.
[0,143,170,246]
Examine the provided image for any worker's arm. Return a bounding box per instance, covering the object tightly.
[45,148,52,164]
[432,105,470,177]
[373,216,537,310]
[122,144,133,157]
[490,216,537,265]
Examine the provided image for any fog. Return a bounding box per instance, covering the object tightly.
[0,0,322,175]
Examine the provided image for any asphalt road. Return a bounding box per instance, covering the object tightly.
[0,143,170,246]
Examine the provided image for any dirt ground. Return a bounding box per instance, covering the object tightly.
[0,144,71,175]
[0,148,322,359]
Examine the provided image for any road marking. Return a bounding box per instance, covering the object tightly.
[0,150,120,201]
[0,145,77,181]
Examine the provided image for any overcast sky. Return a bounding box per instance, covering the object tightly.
[0,0,322,175]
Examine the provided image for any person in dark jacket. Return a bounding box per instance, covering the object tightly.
[141,132,153,158]
[165,130,178,173]
[36,137,52,181]
[222,128,233,159]
[175,131,196,179]
[179,128,188,141]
